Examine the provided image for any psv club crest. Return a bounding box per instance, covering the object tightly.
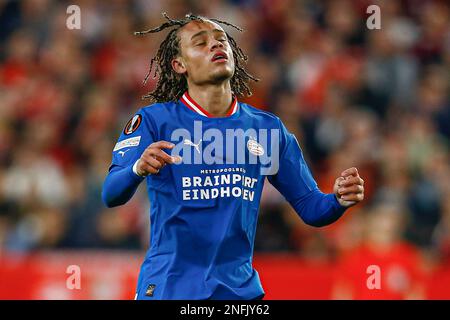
[247,137,264,156]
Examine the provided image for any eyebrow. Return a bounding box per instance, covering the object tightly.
[191,29,226,41]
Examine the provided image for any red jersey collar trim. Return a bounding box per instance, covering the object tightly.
[180,91,238,118]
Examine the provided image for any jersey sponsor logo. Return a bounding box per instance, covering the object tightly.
[113,136,141,151]
[123,114,142,135]
[247,137,264,156]
[181,168,258,201]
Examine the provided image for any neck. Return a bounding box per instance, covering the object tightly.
[186,81,233,117]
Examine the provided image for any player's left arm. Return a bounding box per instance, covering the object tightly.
[333,167,365,208]
[267,119,364,227]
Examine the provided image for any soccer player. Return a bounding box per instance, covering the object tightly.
[102,13,364,300]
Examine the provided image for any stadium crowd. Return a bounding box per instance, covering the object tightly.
[0,0,449,298]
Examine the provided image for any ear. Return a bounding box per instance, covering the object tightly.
[171,57,187,75]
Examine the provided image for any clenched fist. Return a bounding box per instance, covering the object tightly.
[135,141,182,177]
[333,167,364,207]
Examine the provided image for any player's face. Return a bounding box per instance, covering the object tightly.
[172,20,235,85]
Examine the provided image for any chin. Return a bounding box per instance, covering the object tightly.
[210,66,234,83]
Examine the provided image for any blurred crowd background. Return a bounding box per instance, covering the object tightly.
[0,0,449,299]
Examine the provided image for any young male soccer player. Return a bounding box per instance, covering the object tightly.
[102,13,365,300]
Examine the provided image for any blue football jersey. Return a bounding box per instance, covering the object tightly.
[103,91,347,300]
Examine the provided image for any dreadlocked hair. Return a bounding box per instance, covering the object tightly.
[134,12,259,102]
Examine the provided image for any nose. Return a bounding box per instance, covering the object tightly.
[210,39,224,51]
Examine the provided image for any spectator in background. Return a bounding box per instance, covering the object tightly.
[427,192,450,299]
[332,202,426,299]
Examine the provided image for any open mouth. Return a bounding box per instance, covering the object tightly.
[211,52,228,62]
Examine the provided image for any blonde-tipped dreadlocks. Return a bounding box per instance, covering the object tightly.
[134,13,258,102]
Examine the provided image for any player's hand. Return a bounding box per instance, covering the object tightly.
[333,167,364,208]
[136,141,182,177]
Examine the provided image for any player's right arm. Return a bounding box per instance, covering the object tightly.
[133,141,181,177]
[101,110,179,208]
